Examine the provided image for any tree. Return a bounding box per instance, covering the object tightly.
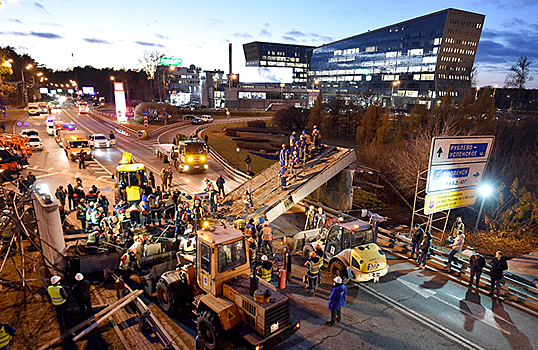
[0,49,17,105]
[355,103,383,145]
[272,107,310,130]
[470,62,479,88]
[138,50,165,80]
[505,56,533,90]
[308,93,324,129]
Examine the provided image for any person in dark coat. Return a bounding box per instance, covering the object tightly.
[326,276,347,325]
[284,247,292,284]
[216,174,225,197]
[488,251,508,299]
[410,223,424,261]
[55,186,66,207]
[413,231,432,269]
[72,273,93,318]
[148,171,155,189]
[469,250,486,289]
[66,181,75,211]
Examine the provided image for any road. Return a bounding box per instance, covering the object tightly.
[14,107,538,350]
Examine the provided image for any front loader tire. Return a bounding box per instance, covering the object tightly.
[197,310,228,350]
[330,259,348,281]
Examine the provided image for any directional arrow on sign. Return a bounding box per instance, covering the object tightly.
[437,147,443,157]
[473,172,480,178]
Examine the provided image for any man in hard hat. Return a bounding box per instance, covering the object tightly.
[261,222,274,256]
[73,273,93,319]
[259,255,273,282]
[305,205,316,230]
[233,215,246,232]
[47,276,70,334]
[326,276,347,325]
[304,251,321,295]
[314,207,326,229]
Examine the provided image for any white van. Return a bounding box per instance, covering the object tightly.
[200,115,213,123]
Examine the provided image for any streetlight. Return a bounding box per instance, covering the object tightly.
[472,184,492,247]
[391,80,400,109]
[280,82,285,104]
[162,66,176,103]
[493,84,498,98]
[21,64,33,106]
[475,86,480,100]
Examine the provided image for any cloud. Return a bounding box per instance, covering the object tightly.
[38,22,63,28]
[33,2,52,15]
[259,29,271,37]
[155,34,170,40]
[83,38,112,44]
[134,41,164,48]
[207,18,223,26]
[233,32,253,39]
[2,18,23,24]
[1,31,62,39]
[489,0,538,9]
[282,30,332,43]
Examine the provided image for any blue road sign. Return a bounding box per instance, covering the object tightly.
[143,111,148,116]
[137,131,143,138]
[448,143,488,159]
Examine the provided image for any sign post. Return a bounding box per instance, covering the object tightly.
[160,57,183,67]
[425,136,494,215]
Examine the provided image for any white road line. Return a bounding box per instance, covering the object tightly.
[92,157,113,176]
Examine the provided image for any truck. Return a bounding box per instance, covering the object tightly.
[292,219,388,283]
[61,130,92,161]
[115,152,147,203]
[54,122,77,144]
[155,222,300,350]
[154,138,208,173]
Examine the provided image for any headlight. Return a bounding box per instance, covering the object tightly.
[201,156,206,161]
[187,156,193,162]
[204,164,208,169]
[183,165,190,171]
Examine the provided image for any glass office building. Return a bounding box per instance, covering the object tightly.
[243,42,315,88]
[309,8,485,108]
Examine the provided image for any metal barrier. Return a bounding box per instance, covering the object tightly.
[91,109,137,137]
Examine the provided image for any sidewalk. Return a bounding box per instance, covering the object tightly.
[505,251,538,287]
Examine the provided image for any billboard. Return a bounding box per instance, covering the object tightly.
[237,67,293,84]
[39,88,48,94]
[113,82,127,122]
[82,86,95,95]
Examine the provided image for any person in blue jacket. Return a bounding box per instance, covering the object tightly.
[326,276,347,325]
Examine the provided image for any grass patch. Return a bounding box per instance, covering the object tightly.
[5,109,29,134]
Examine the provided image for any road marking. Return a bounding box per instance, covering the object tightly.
[31,165,39,170]
[47,167,55,171]
[36,172,62,179]
[398,279,436,298]
[361,284,487,350]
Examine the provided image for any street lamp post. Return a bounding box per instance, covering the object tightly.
[391,80,400,110]
[280,82,285,104]
[162,66,176,103]
[472,185,492,247]
[21,64,33,106]
[475,86,480,100]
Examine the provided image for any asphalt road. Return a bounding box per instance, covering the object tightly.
[14,107,538,350]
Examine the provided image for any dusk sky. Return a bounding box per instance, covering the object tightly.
[1,0,537,88]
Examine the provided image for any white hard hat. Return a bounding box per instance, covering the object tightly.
[309,205,314,210]
[318,207,323,213]
[261,255,268,261]
[75,273,84,281]
[333,276,342,284]
[51,276,61,284]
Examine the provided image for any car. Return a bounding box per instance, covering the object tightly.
[182,114,197,121]
[88,133,114,148]
[28,104,40,116]
[191,117,204,125]
[46,115,61,127]
[46,124,55,136]
[48,101,61,109]
[28,136,43,151]
[200,115,213,123]
[20,129,39,138]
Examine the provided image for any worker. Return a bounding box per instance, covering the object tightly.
[76,199,87,231]
[245,218,256,239]
[73,273,93,319]
[259,255,273,282]
[304,251,321,295]
[314,207,326,229]
[47,276,70,334]
[98,193,109,216]
[119,250,135,281]
[181,232,197,255]
[138,195,151,227]
[163,192,176,223]
[86,228,98,247]
[203,177,214,193]
[305,205,316,230]
[148,191,162,226]
[148,171,155,188]
[243,190,254,213]
[167,166,174,188]
[261,222,274,256]
[160,168,168,192]
[312,125,321,151]
[208,188,219,218]
[289,131,297,151]
[303,130,312,158]
[0,321,15,350]
[280,163,289,190]
[298,134,306,160]
[279,144,289,166]
[78,150,86,169]
[314,243,324,287]
[192,198,204,230]
[233,215,246,232]
[247,237,257,268]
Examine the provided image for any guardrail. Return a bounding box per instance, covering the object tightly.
[301,199,538,317]
[90,109,137,137]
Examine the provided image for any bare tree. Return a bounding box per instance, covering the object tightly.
[505,56,533,89]
[470,62,479,88]
[138,50,165,80]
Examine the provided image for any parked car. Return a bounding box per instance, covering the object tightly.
[191,117,204,125]
[48,101,61,109]
[200,115,213,123]
[88,133,115,148]
[28,136,43,151]
[20,129,39,138]
[46,124,55,136]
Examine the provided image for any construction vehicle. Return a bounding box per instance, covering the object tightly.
[155,222,300,350]
[61,130,92,161]
[292,218,388,283]
[115,152,147,203]
[154,138,208,173]
[0,148,25,182]
[0,134,32,166]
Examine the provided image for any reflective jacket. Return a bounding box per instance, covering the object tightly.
[0,324,14,348]
[163,196,175,208]
[47,285,67,305]
[120,252,131,269]
[87,231,97,244]
[261,226,273,241]
[260,264,273,282]
[76,204,86,220]
[306,257,321,277]
[234,219,246,230]
[182,236,196,253]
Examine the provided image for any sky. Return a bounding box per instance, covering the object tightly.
[1,0,537,88]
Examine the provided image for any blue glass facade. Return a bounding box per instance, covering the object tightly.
[309,8,485,106]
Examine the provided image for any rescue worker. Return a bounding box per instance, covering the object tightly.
[208,188,219,217]
[192,198,204,230]
[314,207,326,229]
[259,255,273,282]
[245,218,256,239]
[119,249,136,281]
[279,144,289,166]
[55,185,66,207]
[0,321,15,350]
[138,195,151,227]
[47,276,70,334]
[233,215,246,233]
[76,198,87,231]
[304,251,321,295]
[86,228,98,247]
[261,222,274,256]
[174,206,188,237]
[305,205,316,230]
[280,163,289,190]
[247,237,257,272]
[85,202,95,231]
[163,192,176,222]
[85,188,98,203]
[148,171,156,188]
[216,174,225,197]
[312,125,321,151]
[245,154,252,173]
[98,193,109,216]
[314,243,324,287]
[160,168,168,192]
[303,129,312,158]
[167,166,174,188]
[243,190,254,213]
[148,191,162,226]
[66,181,75,211]
[203,177,214,193]
[181,232,196,255]
[73,273,93,319]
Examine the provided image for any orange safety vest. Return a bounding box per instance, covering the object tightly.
[261,226,273,241]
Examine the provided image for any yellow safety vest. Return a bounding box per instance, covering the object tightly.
[184,237,196,252]
[47,285,66,305]
[120,253,130,269]
[307,260,321,277]
[234,219,246,230]
[126,186,141,202]
[163,197,175,208]
[87,231,96,244]
[0,325,12,348]
[261,267,272,282]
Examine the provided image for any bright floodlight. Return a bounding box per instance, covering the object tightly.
[479,184,492,196]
